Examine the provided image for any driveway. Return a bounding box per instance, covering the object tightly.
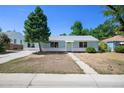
[0,50,35,64]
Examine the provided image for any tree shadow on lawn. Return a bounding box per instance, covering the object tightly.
[33,51,68,55]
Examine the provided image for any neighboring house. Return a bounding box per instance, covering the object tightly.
[4,31,24,50]
[24,36,99,52]
[102,35,124,51]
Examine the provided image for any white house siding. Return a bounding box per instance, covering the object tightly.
[42,41,66,51]
[24,41,99,52]
[87,41,99,51]
[72,41,85,52]
[4,31,24,45]
[24,41,66,52]
[23,43,39,51]
[72,41,98,52]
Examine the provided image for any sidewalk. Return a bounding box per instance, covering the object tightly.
[0,74,124,88]
[0,50,35,64]
[68,53,98,74]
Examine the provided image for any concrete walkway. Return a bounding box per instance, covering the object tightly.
[0,50,35,64]
[0,74,124,88]
[68,53,98,74]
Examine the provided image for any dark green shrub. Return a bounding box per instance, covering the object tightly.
[0,44,5,53]
[99,42,108,52]
[86,47,96,53]
[0,32,10,53]
[114,45,124,53]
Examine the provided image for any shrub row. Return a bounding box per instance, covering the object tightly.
[114,45,124,53]
[86,42,124,53]
[86,47,96,53]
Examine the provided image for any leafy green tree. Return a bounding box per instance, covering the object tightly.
[0,32,10,53]
[99,42,108,52]
[81,29,90,35]
[24,6,51,52]
[103,5,124,31]
[70,21,90,35]
[90,20,117,40]
[70,21,83,35]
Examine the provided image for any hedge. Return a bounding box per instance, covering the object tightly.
[114,45,124,53]
[86,47,96,53]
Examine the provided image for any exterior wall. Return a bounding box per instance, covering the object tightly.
[72,41,86,52]
[4,31,24,45]
[24,41,99,52]
[87,41,99,51]
[72,41,98,52]
[107,42,114,51]
[107,41,123,52]
[7,44,23,50]
[42,41,66,51]
[24,41,66,52]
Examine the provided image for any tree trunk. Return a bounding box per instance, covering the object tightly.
[38,42,42,52]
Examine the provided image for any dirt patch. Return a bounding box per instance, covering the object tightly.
[0,53,84,74]
[75,53,124,74]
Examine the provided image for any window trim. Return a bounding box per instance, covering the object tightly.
[50,42,59,48]
[20,40,22,44]
[79,42,87,48]
[27,43,35,48]
[14,39,16,44]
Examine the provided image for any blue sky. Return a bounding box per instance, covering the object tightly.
[0,5,107,35]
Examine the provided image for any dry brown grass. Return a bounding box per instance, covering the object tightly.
[0,53,84,74]
[75,53,124,74]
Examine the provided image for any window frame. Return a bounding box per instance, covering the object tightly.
[79,42,87,48]
[20,40,22,44]
[14,39,16,44]
[50,42,59,48]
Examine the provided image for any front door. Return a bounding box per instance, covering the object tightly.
[66,42,72,51]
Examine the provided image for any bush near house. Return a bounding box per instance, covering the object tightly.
[99,42,108,52]
[86,47,96,53]
[115,45,124,53]
[0,32,10,53]
[0,44,5,53]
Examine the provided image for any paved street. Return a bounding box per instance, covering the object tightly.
[0,74,124,88]
[0,50,35,64]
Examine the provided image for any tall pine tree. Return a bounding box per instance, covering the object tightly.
[24,6,51,52]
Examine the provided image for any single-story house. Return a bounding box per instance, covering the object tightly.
[102,35,124,51]
[3,31,24,50]
[24,36,99,52]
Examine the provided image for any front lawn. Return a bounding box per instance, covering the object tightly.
[75,53,124,74]
[0,53,84,74]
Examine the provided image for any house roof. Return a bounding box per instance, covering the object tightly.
[4,31,23,37]
[102,35,124,42]
[3,31,24,40]
[49,36,99,42]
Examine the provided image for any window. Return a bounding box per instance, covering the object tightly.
[27,43,35,48]
[14,39,16,44]
[20,40,22,44]
[79,42,87,48]
[27,43,30,47]
[79,42,83,48]
[50,42,58,48]
[31,43,35,48]
[84,42,87,48]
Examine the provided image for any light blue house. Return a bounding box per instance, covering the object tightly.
[3,31,99,52]
[102,35,124,51]
[4,31,24,45]
[24,36,99,52]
